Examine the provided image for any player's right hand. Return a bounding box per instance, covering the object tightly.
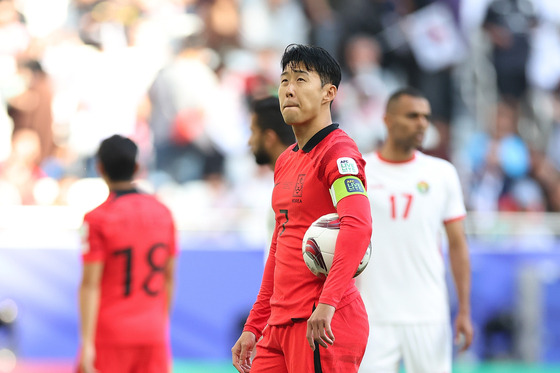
[232,331,256,373]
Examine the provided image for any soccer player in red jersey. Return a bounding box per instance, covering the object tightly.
[232,44,373,373]
[78,135,177,373]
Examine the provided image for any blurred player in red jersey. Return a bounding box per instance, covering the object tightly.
[232,44,373,373]
[78,135,177,373]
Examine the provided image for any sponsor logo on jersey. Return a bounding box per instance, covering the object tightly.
[337,157,359,175]
[417,181,429,193]
[293,174,306,197]
[345,178,365,193]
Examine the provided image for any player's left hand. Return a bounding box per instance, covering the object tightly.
[78,343,98,373]
[306,303,335,350]
[454,311,474,352]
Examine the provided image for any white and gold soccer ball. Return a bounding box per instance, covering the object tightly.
[302,213,372,278]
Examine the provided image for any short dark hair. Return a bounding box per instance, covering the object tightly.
[96,135,138,181]
[251,96,295,146]
[281,44,341,88]
[386,87,427,111]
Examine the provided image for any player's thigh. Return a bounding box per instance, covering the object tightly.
[359,323,401,373]
[135,344,171,373]
[400,323,452,373]
[320,296,369,373]
[251,325,289,373]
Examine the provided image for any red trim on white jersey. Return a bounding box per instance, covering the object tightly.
[443,214,466,224]
[376,151,416,164]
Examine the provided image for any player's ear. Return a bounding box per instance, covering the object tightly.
[383,113,392,131]
[263,129,279,146]
[133,162,139,176]
[322,84,337,105]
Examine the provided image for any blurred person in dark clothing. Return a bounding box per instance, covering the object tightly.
[483,0,537,103]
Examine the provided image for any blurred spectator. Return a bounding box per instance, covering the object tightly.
[7,59,54,162]
[525,0,560,92]
[546,89,560,172]
[0,128,45,205]
[334,34,399,153]
[63,5,158,177]
[301,0,339,54]
[483,0,537,104]
[0,0,29,59]
[0,99,12,163]
[148,33,224,184]
[239,0,309,51]
[199,0,240,54]
[529,90,560,212]
[465,99,532,211]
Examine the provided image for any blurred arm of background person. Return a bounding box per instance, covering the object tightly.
[165,256,176,314]
[445,219,474,351]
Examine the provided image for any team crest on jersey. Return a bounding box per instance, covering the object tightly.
[337,157,359,175]
[417,181,429,193]
[293,174,306,197]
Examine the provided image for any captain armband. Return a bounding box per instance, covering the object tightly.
[329,176,368,207]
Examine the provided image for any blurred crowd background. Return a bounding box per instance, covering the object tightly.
[1,0,560,370]
[0,0,559,217]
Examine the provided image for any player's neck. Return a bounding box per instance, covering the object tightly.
[107,181,136,191]
[269,144,286,169]
[379,143,415,162]
[292,113,333,150]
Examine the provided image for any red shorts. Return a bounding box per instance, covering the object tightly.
[79,344,170,373]
[251,296,369,373]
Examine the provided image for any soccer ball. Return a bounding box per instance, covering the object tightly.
[302,213,372,278]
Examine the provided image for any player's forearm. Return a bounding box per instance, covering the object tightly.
[449,244,471,315]
[164,259,176,314]
[79,284,100,346]
[320,194,372,307]
[165,281,174,314]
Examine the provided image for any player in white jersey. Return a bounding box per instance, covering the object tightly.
[358,87,473,373]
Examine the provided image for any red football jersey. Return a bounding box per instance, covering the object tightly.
[244,124,372,337]
[82,190,177,345]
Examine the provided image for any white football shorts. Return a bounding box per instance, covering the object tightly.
[359,322,452,373]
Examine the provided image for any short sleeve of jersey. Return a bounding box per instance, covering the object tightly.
[442,161,467,222]
[319,139,367,192]
[81,215,106,262]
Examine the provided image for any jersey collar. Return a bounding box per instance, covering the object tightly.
[376,150,417,164]
[292,123,339,153]
[113,188,139,198]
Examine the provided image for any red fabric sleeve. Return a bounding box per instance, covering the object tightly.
[242,222,279,339]
[319,193,372,308]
